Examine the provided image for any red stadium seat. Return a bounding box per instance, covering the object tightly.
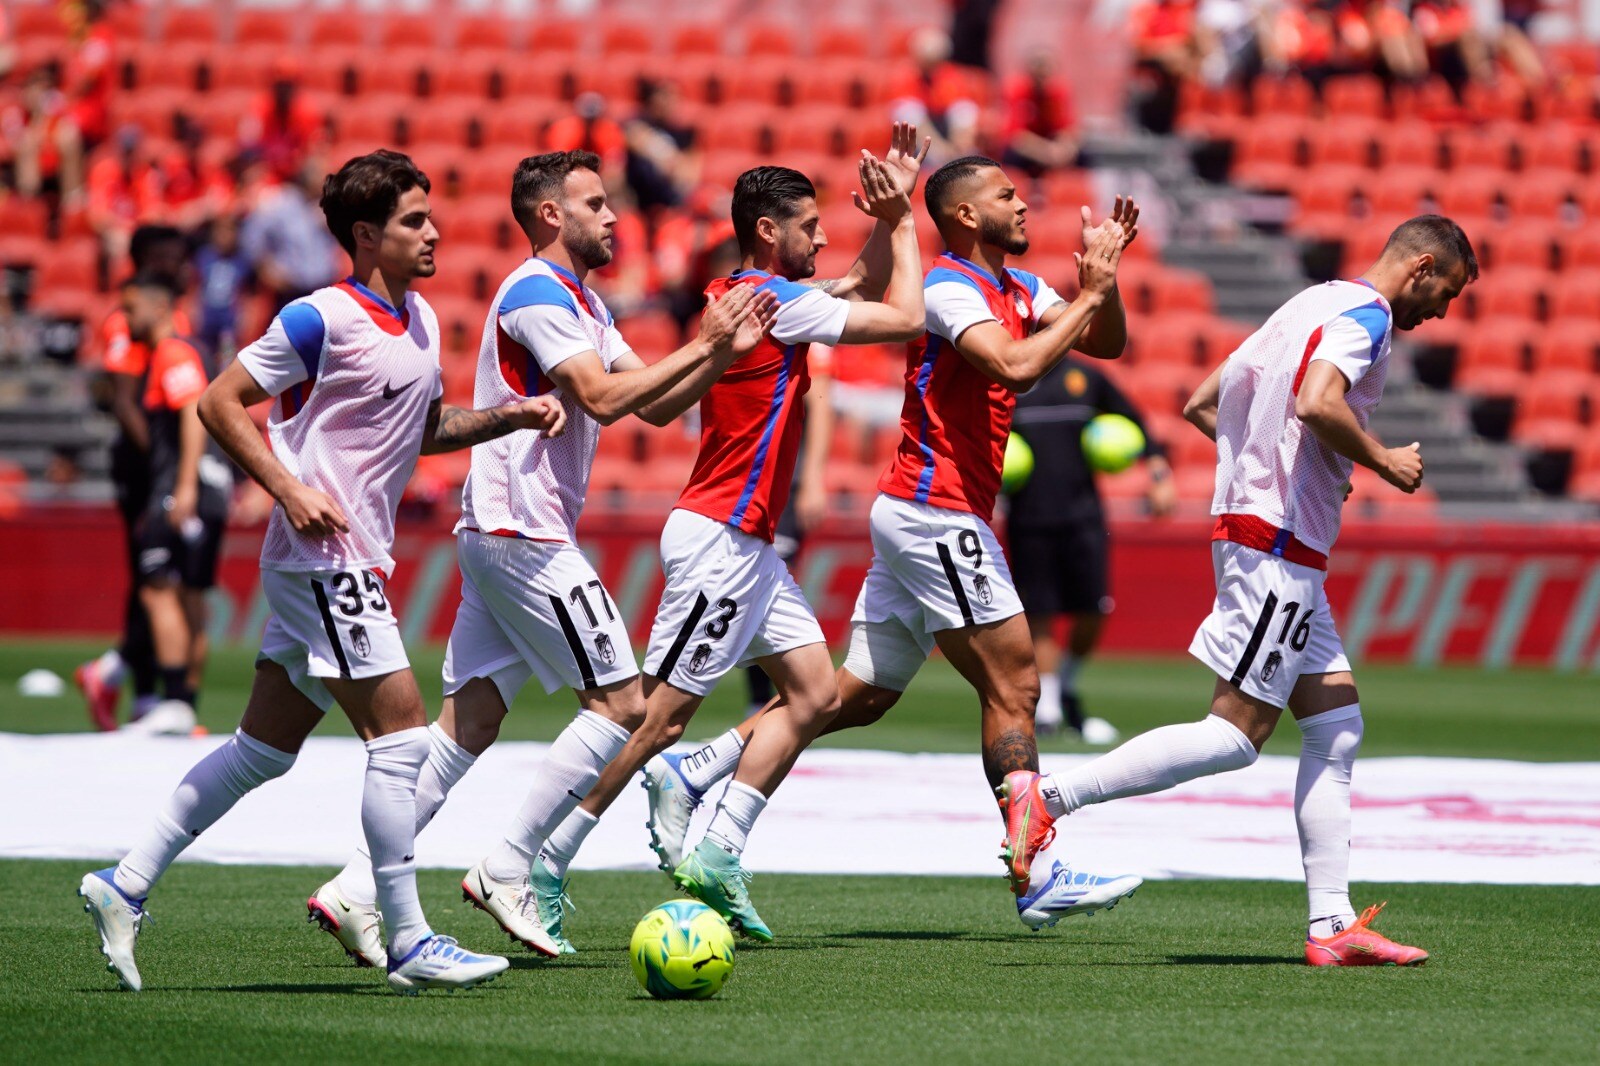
[1144,268,1216,316]
[233,9,293,47]
[1463,81,1530,124]
[815,23,871,60]
[530,19,584,57]
[0,198,50,242]
[1197,318,1254,366]
[1447,125,1518,172]
[1365,166,1438,217]
[1321,75,1386,120]
[1551,270,1600,321]
[381,13,437,51]
[12,4,68,42]
[1126,312,1211,367]
[128,41,205,93]
[309,10,365,48]
[1533,321,1600,375]
[1513,372,1594,443]
[1466,266,1545,322]
[1251,76,1315,118]
[1455,318,1531,395]
[699,106,771,153]
[498,63,571,104]
[406,101,473,150]
[1505,169,1575,220]
[1229,117,1306,191]
[1293,165,1365,219]
[602,21,655,56]
[1561,224,1600,271]
[743,22,796,58]
[671,24,724,58]
[1519,124,1590,172]
[1375,121,1443,169]
[159,6,218,45]
[456,13,520,53]
[1434,167,1503,219]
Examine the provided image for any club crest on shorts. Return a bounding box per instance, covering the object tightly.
[689,642,712,674]
[350,624,370,658]
[1261,649,1282,684]
[973,573,993,606]
[594,632,615,666]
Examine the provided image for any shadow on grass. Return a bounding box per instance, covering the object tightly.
[1165,954,1300,966]
[507,957,613,971]
[82,983,379,995]
[822,930,1104,945]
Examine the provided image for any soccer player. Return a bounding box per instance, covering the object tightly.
[646,157,1146,931]
[78,150,566,994]
[1032,215,1476,965]
[306,149,777,964]
[529,136,932,944]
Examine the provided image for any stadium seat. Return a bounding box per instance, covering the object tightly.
[1229,117,1305,191]
[1467,267,1545,322]
[1197,318,1254,365]
[233,9,293,47]
[207,46,276,94]
[309,10,366,49]
[1251,76,1315,118]
[12,3,68,43]
[1561,224,1600,271]
[159,6,219,45]
[743,22,796,58]
[814,23,871,60]
[1365,165,1438,217]
[601,21,655,56]
[1447,125,1518,171]
[1293,165,1365,219]
[1375,121,1443,169]
[380,13,438,51]
[1533,321,1600,375]
[455,13,521,53]
[671,24,724,58]
[1126,312,1211,367]
[1434,167,1503,219]
[699,106,771,153]
[1454,318,1531,395]
[0,198,49,242]
[1550,270,1600,321]
[1321,75,1386,120]
[497,64,571,104]
[1520,123,1591,172]
[1505,170,1575,220]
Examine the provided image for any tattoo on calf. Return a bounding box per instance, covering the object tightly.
[982,728,1039,787]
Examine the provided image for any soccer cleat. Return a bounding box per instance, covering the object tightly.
[1017,860,1142,930]
[530,860,577,955]
[461,861,560,958]
[78,868,147,991]
[75,661,120,732]
[306,880,385,968]
[121,699,197,736]
[997,770,1057,896]
[673,839,773,943]
[643,751,703,874]
[1079,717,1121,746]
[1304,902,1430,967]
[386,934,509,994]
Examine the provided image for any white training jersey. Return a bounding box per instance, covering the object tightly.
[456,257,632,544]
[236,278,443,577]
[1211,279,1393,555]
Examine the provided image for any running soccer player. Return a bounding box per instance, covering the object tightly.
[1033,215,1475,965]
[78,150,566,994]
[524,138,931,944]
[306,149,777,965]
[646,157,1145,931]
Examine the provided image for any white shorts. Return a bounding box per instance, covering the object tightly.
[258,566,409,712]
[442,531,638,706]
[643,509,825,697]
[844,493,1024,692]
[1188,540,1351,709]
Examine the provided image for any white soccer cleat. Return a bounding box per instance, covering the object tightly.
[78,868,147,991]
[1017,860,1142,930]
[1079,717,1121,746]
[306,879,385,968]
[461,862,560,958]
[121,699,197,736]
[386,934,509,994]
[642,751,703,874]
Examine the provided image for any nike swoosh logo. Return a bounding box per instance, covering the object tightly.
[566,789,583,801]
[382,378,419,400]
[402,854,414,863]
[336,899,351,913]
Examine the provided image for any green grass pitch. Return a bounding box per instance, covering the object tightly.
[2,641,1597,1062]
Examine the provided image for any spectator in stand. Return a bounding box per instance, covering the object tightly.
[890,29,981,161]
[1412,0,1494,100]
[547,92,627,178]
[5,67,83,201]
[239,162,338,312]
[192,214,252,357]
[237,58,325,186]
[624,79,701,214]
[1000,50,1080,178]
[1337,1,1428,90]
[948,0,1004,71]
[1129,0,1200,134]
[1193,0,1282,88]
[655,184,737,340]
[61,0,114,154]
[87,126,160,265]
[1496,0,1548,90]
[153,120,237,232]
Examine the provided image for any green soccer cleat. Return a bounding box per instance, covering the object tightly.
[530,860,577,955]
[672,839,773,943]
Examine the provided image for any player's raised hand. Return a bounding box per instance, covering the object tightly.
[882,120,932,197]
[1381,441,1424,493]
[696,285,759,352]
[730,290,779,355]
[1080,195,1140,250]
[1075,223,1126,297]
[852,153,912,225]
[509,394,567,438]
[279,482,350,538]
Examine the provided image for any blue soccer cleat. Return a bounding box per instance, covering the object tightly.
[386,934,509,994]
[643,751,704,874]
[1016,860,1143,930]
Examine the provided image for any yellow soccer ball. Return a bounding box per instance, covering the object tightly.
[1002,432,1035,494]
[1081,413,1146,474]
[630,900,736,1000]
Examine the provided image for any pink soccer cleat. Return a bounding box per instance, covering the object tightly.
[75,660,121,732]
[996,771,1057,896]
[1305,902,1430,967]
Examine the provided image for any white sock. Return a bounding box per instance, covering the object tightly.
[703,781,768,856]
[96,647,126,685]
[537,807,599,878]
[482,710,629,883]
[1037,673,1063,726]
[678,728,745,793]
[114,730,295,898]
[363,726,432,959]
[335,722,477,909]
[1040,714,1258,818]
[1297,703,1363,934]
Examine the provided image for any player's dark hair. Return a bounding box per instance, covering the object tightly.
[924,155,1002,222]
[511,150,604,233]
[1384,215,1480,281]
[126,269,181,299]
[731,166,816,255]
[127,225,186,271]
[319,150,431,256]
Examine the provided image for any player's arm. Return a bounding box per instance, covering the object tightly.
[831,155,925,344]
[1182,363,1223,441]
[1037,197,1140,359]
[630,292,781,426]
[108,372,150,451]
[806,123,930,303]
[1295,360,1423,492]
[420,395,567,455]
[168,400,204,529]
[955,225,1128,391]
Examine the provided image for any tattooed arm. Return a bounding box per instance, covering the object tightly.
[420,395,567,455]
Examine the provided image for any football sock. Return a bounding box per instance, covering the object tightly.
[482,711,629,883]
[679,727,746,793]
[159,666,194,707]
[538,808,599,878]
[114,729,295,898]
[1040,714,1258,818]
[1059,656,1086,730]
[704,781,768,856]
[95,648,126,686]
[1036,673,1064,727]
[336,722,477,909]
[362,726,432,959]
[1296,703,1363,933]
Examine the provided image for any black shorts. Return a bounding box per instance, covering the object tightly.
[1007,520,1112,617]
[133,507,225,590]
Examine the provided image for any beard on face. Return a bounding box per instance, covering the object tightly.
[412,253,437,278]
[979,211,1028,255]
[776,238,817,280]
[563,218,614,270]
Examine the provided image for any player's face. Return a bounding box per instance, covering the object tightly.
[121,286,167,343]
[972,168,1029,256]
[1392,256,1471,331]
[771,198,824,280]
[559,168,617,271]
[378,185,439,279]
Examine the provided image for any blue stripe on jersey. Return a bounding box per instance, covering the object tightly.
[341,276,404,322]
[728,344,795,529]
[1341,301,1390,361]
[1005,267,1042,299]
[278,301,325,378]
[730,269,814,306]
[924,266,987,299]
[499,274,580,318]
[912,335,943,502]
[938,252,1004,288]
